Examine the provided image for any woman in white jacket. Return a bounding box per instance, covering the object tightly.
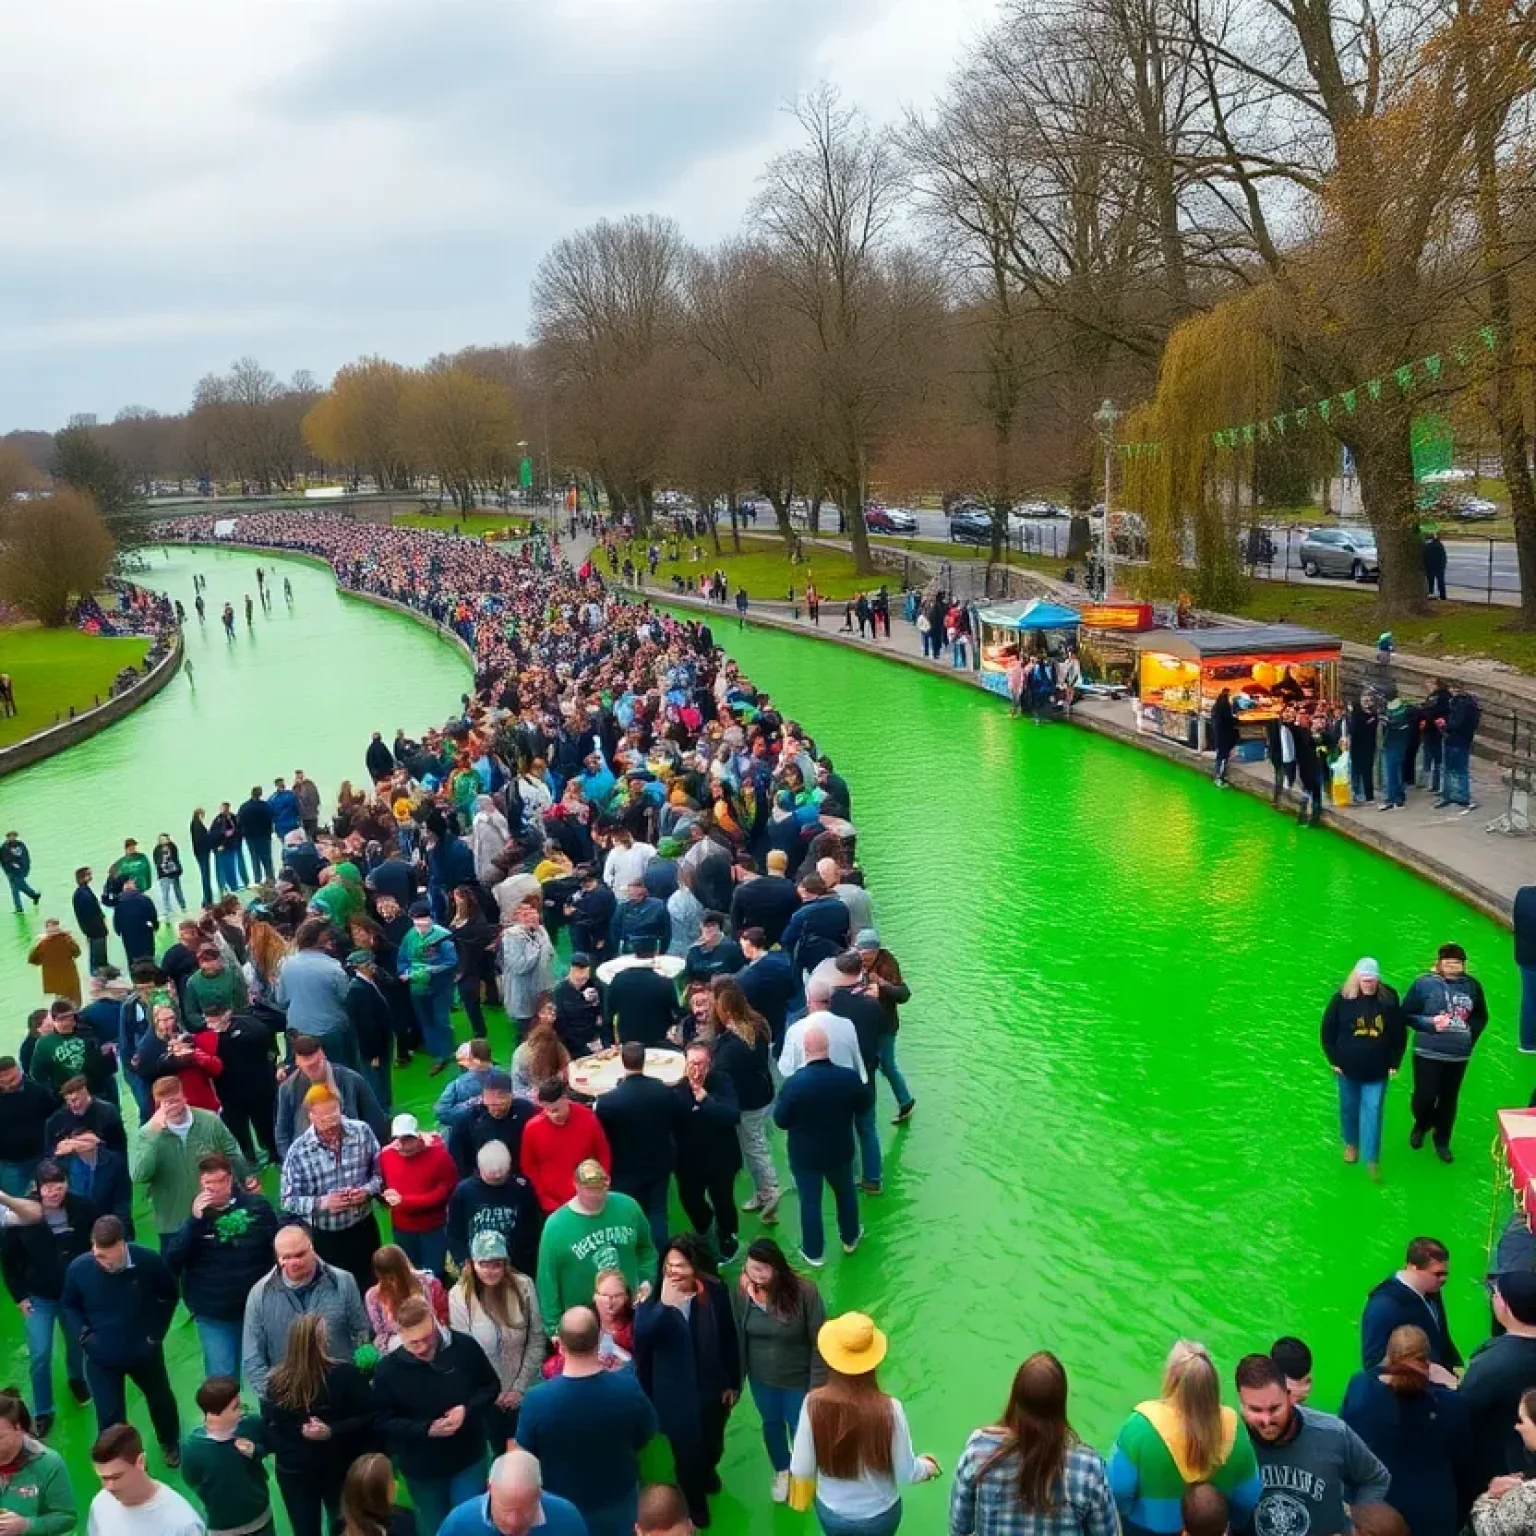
[447,1230,544,1448]
[470,795,511,885]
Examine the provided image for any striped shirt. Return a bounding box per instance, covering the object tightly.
[279,1118,381,1231]
[950,1433,1121,1536]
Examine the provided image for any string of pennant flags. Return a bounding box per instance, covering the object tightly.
[1116,323,1503,461]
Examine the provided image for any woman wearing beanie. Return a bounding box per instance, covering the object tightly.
[1320,957,1405,1181]
[788,1311,940,1533]
[1107,1340,1261,1536]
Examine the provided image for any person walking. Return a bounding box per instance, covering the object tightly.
[1402,943,1488,1162]
[732,1237,827,1504]
[448,1230,545,1446]
[788,1310,941,1534]
[853,930,915,1125]
[1,831,40,912]
[773,1025,872,1268]
[61,1215,182,1462]
[951,1351,1119,1536]
[1320,958,1405,1180]
[1340,1324,1476,1536]
[1107,1340,1262,1536]
[516,1304,658,1535]
[371,1295,501,1536]
[279,1085,383,1294]
[672,1039,742,1264]
[29,919,82,1007]
[259,1313,375,1536]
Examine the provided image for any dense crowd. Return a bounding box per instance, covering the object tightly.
[0,514,1532,1536]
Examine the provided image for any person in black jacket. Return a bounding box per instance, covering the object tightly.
[162,1151,278,1382]
[203,1003,279,1165]
[1361,1236,1462,1372]
[46,1076,126,1157]
[448,1074,537,1178]
[1349,697,1379,804]
[1420,681,1451,796]
[1424,531,1448,600]
[0,1161,96,1433]
[634,1232,741,1529]
[238,787,277,884]
[73,867,111,973]
[595,1041,682,1254]
[372,1296,500,1536]
[0,1056,53,1197]
[61,1214,181,1456]
[773,1026,873,1267]
[551,955,603,1056]
[1320,958,1405,1181]
[1211,688,1240,787]
[365,731,396,785]
[729,857,801,947]
[189,810,215,908]
[1517,881,1536,1055]
[344,951,397,1113]
[605,938,682,1047]
[672,1040,742,1265]
[736,929,796,1050]
[1437,684,1480,810]
[565,866,617,961]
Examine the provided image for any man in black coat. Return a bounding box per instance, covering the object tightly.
[596,1040,682,1252]
[0,1055,54,1196]
[605,938,682,1047]
[672,1041,742,1263]
[772,1024,873,1266]
[237,787,277,883]
[204,1004,279,1165]
[1423,531,1448,600]
[448,1072,537,1177]
[737,928,797,1050]
[73,867,110,973]
[566,866,617,961]
[107,880,160,967]
[365,731,396,784]
[552,954,604,1056]
[729,854,802,947]
[46,1077,127,1157]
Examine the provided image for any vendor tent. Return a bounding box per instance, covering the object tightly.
[977,597,1081,631]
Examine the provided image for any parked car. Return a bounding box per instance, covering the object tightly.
[1451,496,1499,520]
[1013,499,1070,519]
[949,509,994,546]
[1299,526,1379,580]
[865,505,917,533]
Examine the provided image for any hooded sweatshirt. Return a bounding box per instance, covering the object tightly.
[1400,970,1489,1063]
[1320,984,1406,1082]
[0,1438,77,1536]
[1108,1400,1262,1536]
[398,923,456,996]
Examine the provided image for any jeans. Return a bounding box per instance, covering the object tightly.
[394,1224,449,1279]
[791,1159,860,1261]
[1520,965,1536,1053]
[245,835,275,884]
[1422,734,1443,793]
[157,875,187,914]
[950,639,967,668]
[1442,742,1472,805]
[815,1498,903,1534]
[406,1456,489,1536]
[855,1105,881,1185]
[875,1035,913,1112]
[748,1378,806,1472]
[1337,1075,1387,1165]
[24,1295,84,1415]
[0,1160,37,1197]
[1411,1055,1469,1150]
[193,1316,244,1381]
[738,1107,779,1200]
[6,873,39,911]
[412,986,454,1060]
[1383,747,1406,806]
[214,848,242,894]
[86,1348,180,1448]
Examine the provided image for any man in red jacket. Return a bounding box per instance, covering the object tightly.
[521,1079,610,1213]
[378,1113,459,1278]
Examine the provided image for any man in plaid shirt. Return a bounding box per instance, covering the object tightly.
[279,1082,382,1294]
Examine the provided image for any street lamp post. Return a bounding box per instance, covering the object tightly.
[1095,398,1122,599]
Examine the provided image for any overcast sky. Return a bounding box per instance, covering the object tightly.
[0,0,998,432]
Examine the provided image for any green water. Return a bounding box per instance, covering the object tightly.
[0,553,1522,1535]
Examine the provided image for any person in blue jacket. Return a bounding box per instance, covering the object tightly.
[1361,1236,1462,1372]
[267,778,303,840]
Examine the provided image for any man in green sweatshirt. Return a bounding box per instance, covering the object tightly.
[536,1157,656,1331]
[111,840,154,896]
[129,1078,252,1235]
[181,1376,273,1536]
[182,947,250,1026]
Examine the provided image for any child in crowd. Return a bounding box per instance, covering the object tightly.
[1182,1484,1230,1536]
[181,1377,274,1536]
[1271,1336,1313,1404]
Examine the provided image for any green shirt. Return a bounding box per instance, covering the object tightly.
[0,1440,76,1536]
[31,1029,111,1093]
[114,853,153,892]
[129,1108,249,1233]
[535,1193,656,1332]
[184,966,249,1025]
[181,1419,271,1535]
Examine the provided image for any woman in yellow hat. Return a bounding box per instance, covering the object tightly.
[788,1311,939,1533]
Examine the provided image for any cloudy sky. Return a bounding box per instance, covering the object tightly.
[0,0,999,432]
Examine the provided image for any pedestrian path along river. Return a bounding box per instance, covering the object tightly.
[0,545,1525,1536]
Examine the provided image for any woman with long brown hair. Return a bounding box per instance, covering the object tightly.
[511,999,569,1099]
[365,1242,448,1351]
[246,916,289,1009]
[788,1312,940,1533]
[448,1229,544,1445]
[260,1314,374,1536]
[712,976,778,1216]
[341,1451,417,1536]
[1341,1324,1476,1536]
[951,1352,1118,1536]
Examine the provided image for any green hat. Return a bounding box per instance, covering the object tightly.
[346,949,374,968]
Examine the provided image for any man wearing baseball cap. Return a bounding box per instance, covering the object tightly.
[1461,1269,1536,1488]
[535,1159,655,1333]
[379,1112,459,1279]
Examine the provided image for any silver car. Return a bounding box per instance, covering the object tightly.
[1299,526,1379,581]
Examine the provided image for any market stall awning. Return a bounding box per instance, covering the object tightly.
[1134,624,1340,660]
[977,598,1082,631]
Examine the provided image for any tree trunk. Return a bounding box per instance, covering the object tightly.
[767,491,797,550]
[1350,424,1427,619]
[729,505,741,553]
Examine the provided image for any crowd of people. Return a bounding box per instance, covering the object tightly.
[0,512,1532,1536]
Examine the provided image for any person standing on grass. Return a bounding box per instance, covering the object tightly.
[672,1039,742,1265]
[1402,943,1488,1163]
[86,1423,203,1536]
[536,1158,655,1333]
[130,1077,253,1237]
[448,1230,545,1447]
[1320,958,1404,1181]
[152,834,187,917]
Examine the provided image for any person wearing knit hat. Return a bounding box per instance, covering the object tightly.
[788,1312,940,1525]
[1320,957,1404,1181]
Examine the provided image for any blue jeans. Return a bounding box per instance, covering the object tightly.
[1337,1075,1387,1165]
[412,986,454,1061]
[158,876,187,914]
[791,1159,860,1261]
[1442,742,1471,805]
[394,1224,448,1279]
[193,1316,244,1382]
[1383,747,1406,806]
[815,1498,902,1534]
[1520,966,1536,1053]
[24,1295,84,1415]
[406,1456,488,1536]
[214,849,242,894]
[6,874,39,911]
[0,1159,38,1197]
[875,1035,913,1112]
[748,1379,806,1472]
[855,1106,881,1185]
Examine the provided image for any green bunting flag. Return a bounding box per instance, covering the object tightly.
[1273,414,1287,436]
[1243,425,1255,445]
[1367,378,1382,401]
[1394,364,1415,394]
[1318,399,1331,423]
[1454,343,1471,367]
[1424,354,1442,381]
[1481,325,1498,352]
[1295,406,1308,428]
[1341,389,1357,414]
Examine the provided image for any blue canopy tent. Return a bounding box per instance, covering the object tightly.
[976,598,1081,698]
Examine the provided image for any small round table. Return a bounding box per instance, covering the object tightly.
[566,1046,686,1097]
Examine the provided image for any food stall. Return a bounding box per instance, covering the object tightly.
[1134,624,1341,749]
[977,598,1081,700]
[1078,602,1154,688]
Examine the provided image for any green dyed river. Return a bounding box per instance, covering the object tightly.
[0,548,1522,1535]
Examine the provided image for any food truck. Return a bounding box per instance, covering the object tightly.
[1134,624,1342,749]
[976,598,1081,699]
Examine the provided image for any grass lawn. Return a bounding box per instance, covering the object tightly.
[1229,580,1536,672]
[0,625,151,746]
[392,510,537,536]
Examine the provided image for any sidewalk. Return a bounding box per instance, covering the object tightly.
[633,582,1528,926]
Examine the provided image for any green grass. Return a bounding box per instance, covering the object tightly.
[1229,580,1536,671]
[391,511,537,536]
[0,625,151,746]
